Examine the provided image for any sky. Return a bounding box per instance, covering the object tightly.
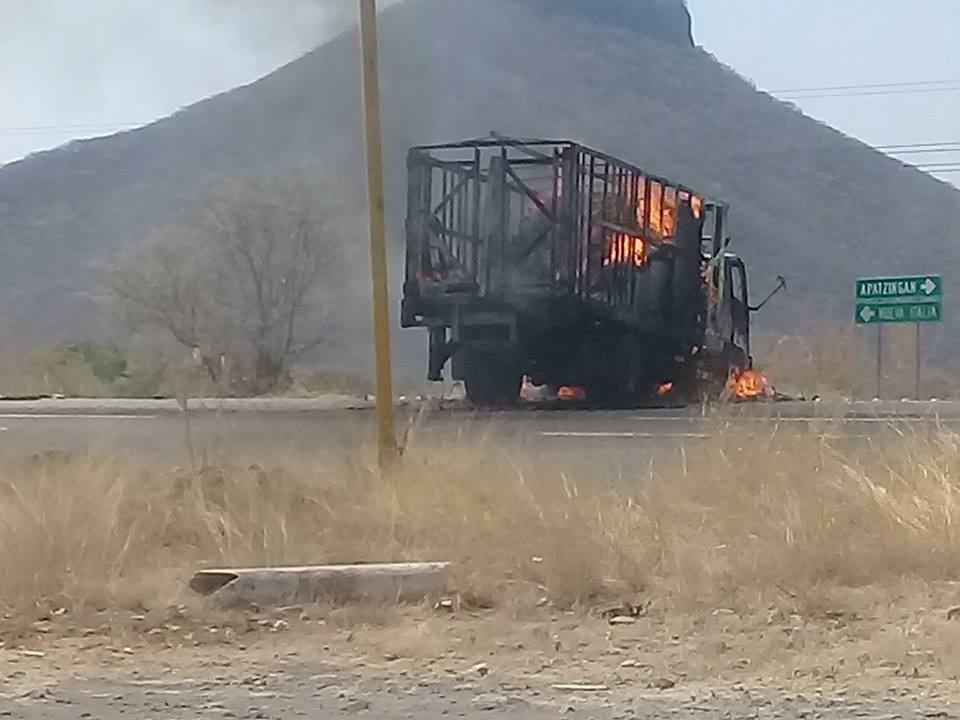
[687,0,960,186]
[0,0,364,163]
[2,0,959,185]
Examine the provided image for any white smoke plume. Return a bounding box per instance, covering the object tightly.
[0,0,401,164]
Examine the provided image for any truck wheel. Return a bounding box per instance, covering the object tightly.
[463,351,522,407]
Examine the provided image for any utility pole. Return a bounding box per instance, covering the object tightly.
[358,0,398,466]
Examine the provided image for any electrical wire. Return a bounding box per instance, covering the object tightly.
[769,79,960,94]
[885,147,960,155]
[0,123,148,136]
[779,86,960,100]
[770,78,960,100]
[875,141,960,150]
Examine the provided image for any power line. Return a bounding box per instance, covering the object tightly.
[769,79,960,94]
[875,141,960,150]
[0,122,148,136]
[3,123,146,130]
[779,86,960,100]
[913,164,960,173]
[886,147,960,155]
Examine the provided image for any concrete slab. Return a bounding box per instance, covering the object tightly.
[190,563,451,608]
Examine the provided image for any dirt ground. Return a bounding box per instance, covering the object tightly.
[0,671,947,719]
[2,601,959,719]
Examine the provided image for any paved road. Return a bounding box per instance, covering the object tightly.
[0,398,957,468]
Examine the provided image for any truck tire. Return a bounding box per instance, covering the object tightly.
[462,351,522,407]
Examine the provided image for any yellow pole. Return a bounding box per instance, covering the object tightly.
[358,0,398,465]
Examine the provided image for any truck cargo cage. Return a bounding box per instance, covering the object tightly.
[403,136,725,323]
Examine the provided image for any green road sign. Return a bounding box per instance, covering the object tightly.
[855,274,943,325]
[856,275,942,300]
[856,275,943,399]
[856,301,942,325]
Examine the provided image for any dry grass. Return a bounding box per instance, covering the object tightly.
[8,424,960,699]
[2,423,960,632]
[755,325,960,400]
[755,327,872,398]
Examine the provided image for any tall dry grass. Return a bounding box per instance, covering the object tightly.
[755,325,960,399]
[2,424,960,624]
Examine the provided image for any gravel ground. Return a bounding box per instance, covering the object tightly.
[1,668,955,720]
[3,600,960,719]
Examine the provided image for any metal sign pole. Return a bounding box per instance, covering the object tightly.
[876,325,883,399]
[915,322,921,401]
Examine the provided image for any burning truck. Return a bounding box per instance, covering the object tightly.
[401,137,782,406]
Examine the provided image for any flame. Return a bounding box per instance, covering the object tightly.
[601,180,696,268]
[656,381,675,396]
[604,187,649,267]
[648,183,662,235]
[727,367,771,400]
[665,188,678,234]
[557,386,586,401]
[604,234,645,267]
[646,184,677,238]
[690,195,703,219]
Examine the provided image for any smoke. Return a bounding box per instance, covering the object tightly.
[0,0,400,165]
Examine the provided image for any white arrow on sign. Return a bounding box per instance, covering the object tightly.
[921,278,938,295]
[860,306,876,323]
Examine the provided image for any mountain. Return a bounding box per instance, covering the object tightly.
[517,0,694,47]
[0,0,958,372]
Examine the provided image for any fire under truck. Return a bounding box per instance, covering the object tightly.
[401,137,783,406]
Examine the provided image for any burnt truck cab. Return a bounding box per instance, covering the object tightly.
[401,137,762,406]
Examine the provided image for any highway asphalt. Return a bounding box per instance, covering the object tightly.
[0,398,957,469]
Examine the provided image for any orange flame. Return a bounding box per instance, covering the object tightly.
[557,386,586,401]
[690,195,703,219]
[656,381,675,396]
[601,181,697,268]
[604,234,645,267]
[727,368,771,400]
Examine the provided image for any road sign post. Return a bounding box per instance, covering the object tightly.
[855,274,942,400]
[916,323,922,402]
[876,324,883,400]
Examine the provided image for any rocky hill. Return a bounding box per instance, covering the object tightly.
[0,0,958,371]
[517,0,694,46]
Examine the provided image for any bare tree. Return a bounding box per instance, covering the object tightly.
[105,173,337,394]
